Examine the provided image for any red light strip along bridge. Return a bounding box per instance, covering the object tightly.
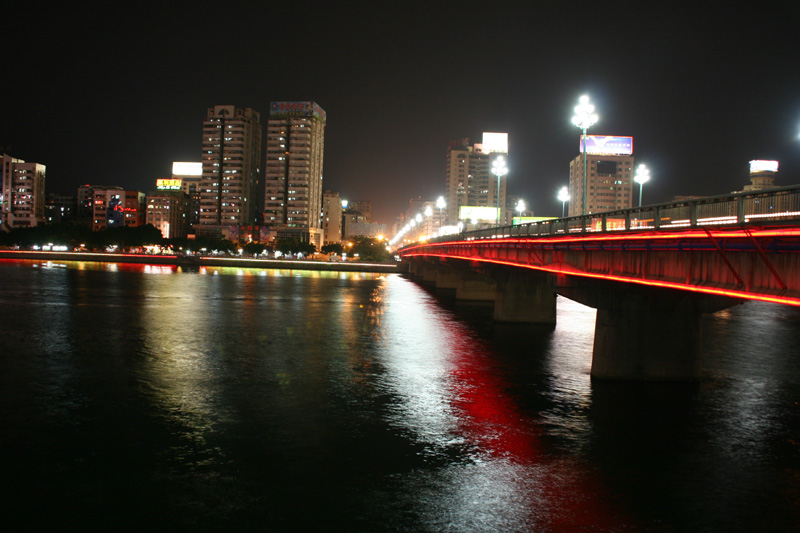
[398,186,800,380]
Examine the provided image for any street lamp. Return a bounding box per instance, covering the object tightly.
[558,186,570,218]
[634,163,651,207]
[516,199,526,222]
[436,196,446,233]
[491,155,508,227]
[572,95,598,215]
[424,205,433,237]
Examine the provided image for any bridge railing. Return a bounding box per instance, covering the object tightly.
[424,185,800,244]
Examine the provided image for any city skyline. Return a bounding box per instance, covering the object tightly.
[3,3,798,227]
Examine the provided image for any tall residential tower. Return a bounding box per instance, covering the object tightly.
[568,135,634,215]
[444,133,508,225]
[198,105,262,235]
[1,154,46,229]
[264,101,326,248]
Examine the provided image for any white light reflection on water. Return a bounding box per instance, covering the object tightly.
[138,274,228,469]
[374,277,626,530]
[541,296,597,448]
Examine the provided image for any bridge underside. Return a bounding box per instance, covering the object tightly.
[402,226,800,380]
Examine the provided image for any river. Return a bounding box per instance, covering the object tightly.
[1,259,798,531]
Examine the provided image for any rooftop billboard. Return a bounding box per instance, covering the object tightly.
[749,160,779,173]
[580,135,633,155]
[172,162,202,176]
[156,179,182,190]
[270,101,326,122]
[482,132,508,154]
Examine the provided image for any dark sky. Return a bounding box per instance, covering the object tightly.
[3,2,799,226]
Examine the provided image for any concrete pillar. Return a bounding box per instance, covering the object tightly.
[455,270,497,301]
[493,268,556,324]
[434,263,460,290]
[407,259,423,278]
[420,261,439,285]
[591,305,703,380]
[589,285,738,380]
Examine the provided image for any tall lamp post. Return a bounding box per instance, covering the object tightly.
[424,205,433,238]
[558,186,570,218]
[516,199,525,222]
[491,155,508,227]
[634,164,651,207]
[571,95,598,215]
[436,196,446,235]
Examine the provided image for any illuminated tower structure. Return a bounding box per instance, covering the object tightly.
[198,105,262,236]
[568,135,634,216]
[263,101,326,248]
[322,190,343,245]
[0,154,46,229]
[444,133,508,226]
[742,160,779,191]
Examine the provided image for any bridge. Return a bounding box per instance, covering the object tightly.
[398,186,800,381]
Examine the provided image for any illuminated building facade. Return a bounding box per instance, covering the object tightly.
[444,133,507,225]
[146,191,190,239]
[568,135,634,215]
[264,101,326,248]
[90,186,145,231]
[322,190,342,244]
[171,162,203,226]
[199,106,262,234]
[0,154,46,229]
[742,160,779,192]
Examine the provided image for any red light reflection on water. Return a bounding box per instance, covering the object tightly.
[445,334,633,529]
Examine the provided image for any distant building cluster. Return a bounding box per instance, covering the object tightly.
[0,101,386,249]
[0,106,785,251]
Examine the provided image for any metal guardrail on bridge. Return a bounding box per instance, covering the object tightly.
[422,185,800,245]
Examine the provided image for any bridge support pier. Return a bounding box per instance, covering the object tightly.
[560,278,739,380]
[592,304,704,380]
[493,268,556,324]
[455,269,497,302]
[434,263,460,290]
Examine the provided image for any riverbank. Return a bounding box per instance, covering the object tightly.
[0,250,402,273]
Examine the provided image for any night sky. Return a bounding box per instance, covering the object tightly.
[3,3,799,226]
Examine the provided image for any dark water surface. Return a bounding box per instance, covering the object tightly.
[1,260,799,531]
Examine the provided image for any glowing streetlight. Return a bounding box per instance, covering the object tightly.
[424,205,433,236]
[634,164,651,207]
[516,199,526,221]
[572,95,598,215]
[558,186,570,218]
[491,155,508,227]
[436,196,446,232]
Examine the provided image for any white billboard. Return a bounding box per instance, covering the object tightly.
[749,160,779,173]
[172,162,202,176]
[460,205,499,222]
[482,132,508,154]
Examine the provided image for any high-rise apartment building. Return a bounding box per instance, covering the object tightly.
[568,135,634,215]
[264,101,326,248]
[198,105,262,234]
[146,190,190,239]
[1,154,46,229]
[444,133,508,225]
[322,190,343,244]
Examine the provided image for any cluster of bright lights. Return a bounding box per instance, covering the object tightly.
[571,95,598,130]
[388,196,449,248]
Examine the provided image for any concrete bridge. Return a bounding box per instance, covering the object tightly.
[398,186,800,381]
